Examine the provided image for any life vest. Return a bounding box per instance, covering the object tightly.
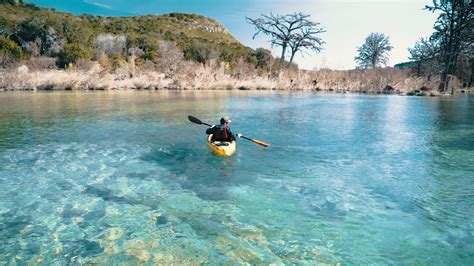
[211,125,232,141]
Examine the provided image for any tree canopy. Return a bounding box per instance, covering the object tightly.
[425,0,473,91]
[408,37,439,76]
[354,33,393,69]
[246,12,325,66]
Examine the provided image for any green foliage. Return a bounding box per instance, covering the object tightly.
[254,48,274,70]
[0,2,262,68]
[57,43,90,68]
[0,35,22,65]
[184,41,213,64]
[408,38,438,63]
[425,0,472,91]
[0,0,23,5]
[109,53,123,71]
[132,35,159,62]
[394,61,418,69]
[11,17,46,43]
[246,54,258,67]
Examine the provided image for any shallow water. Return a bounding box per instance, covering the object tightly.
[0,91,473,264]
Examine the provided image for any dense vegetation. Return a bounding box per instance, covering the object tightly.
[407,0,473,90]
[0,1,267,69]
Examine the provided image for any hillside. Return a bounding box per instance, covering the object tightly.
[0,1,255,67]
[1,1,461,94]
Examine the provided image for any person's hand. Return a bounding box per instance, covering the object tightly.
[237,133,242,138]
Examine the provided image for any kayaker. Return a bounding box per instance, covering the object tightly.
[206,117,241,142]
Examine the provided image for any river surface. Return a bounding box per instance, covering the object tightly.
[0,91,473,264]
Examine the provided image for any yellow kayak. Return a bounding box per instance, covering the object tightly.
[207,135,236,156]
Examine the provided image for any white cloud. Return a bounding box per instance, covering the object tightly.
[84,0,112,10]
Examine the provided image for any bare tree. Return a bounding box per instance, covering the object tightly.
[44,26,64,55]
[94,34,126,56]
[426,0,473,92]
[288,27,325,64]
[158,41,185,78]
[127,47,144,77]
[408,37,439,76]
[354,33,393,69]
[246,12,325,66]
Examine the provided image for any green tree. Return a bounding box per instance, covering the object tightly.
[10,17,47,49]
[57,43,90,68]
[0,0,23,5]
[354,32,393,69]
[10,17,64,56]
[0,35,23,66]
[137,35,159,62]
[254,48,274,70]
[184,41,213,64]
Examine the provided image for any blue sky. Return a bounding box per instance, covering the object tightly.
[26,0,438,70]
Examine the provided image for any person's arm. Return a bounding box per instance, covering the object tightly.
[206,126,216,135]
[229,129,237,141]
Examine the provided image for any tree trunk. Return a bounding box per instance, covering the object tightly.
[416,61,421,77]
[279,42,287,65]
[289,49,296,65]
[130,55,136,78]
[469,59,474,87]
[439,71,450,93]
[439,1,457,93]
[439,44,453,93]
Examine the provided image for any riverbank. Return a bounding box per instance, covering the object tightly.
[1,64,471,95]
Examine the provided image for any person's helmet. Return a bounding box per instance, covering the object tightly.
[220,117,232,125]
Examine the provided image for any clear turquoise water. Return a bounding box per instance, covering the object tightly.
[0,91,473,264]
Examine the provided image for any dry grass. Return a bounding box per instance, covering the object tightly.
[0,61,469,95]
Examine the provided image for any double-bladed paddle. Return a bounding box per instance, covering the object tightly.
[188,115,270,147]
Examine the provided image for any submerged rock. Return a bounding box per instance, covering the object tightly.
[155,215,168,226]
[63,239,104,258]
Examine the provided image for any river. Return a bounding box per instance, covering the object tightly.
[0,91,473,264]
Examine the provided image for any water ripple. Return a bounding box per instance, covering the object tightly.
[0,92,473,264]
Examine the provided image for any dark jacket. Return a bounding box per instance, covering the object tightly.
[206,125,236,141]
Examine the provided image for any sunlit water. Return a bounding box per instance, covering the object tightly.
[0,91,473,264]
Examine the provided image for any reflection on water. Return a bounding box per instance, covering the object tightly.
[0,91,473,264]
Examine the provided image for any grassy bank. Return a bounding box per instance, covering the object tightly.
[2,63,469,95]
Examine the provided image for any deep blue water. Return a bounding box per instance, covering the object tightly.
[0,91,473,264]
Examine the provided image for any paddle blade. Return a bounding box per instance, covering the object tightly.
[251,139,270,147]
[188,115,203,125]
[240,135,270,147]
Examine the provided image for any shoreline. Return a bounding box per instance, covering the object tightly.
[1,67,472,96]
[1,87,472,97]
